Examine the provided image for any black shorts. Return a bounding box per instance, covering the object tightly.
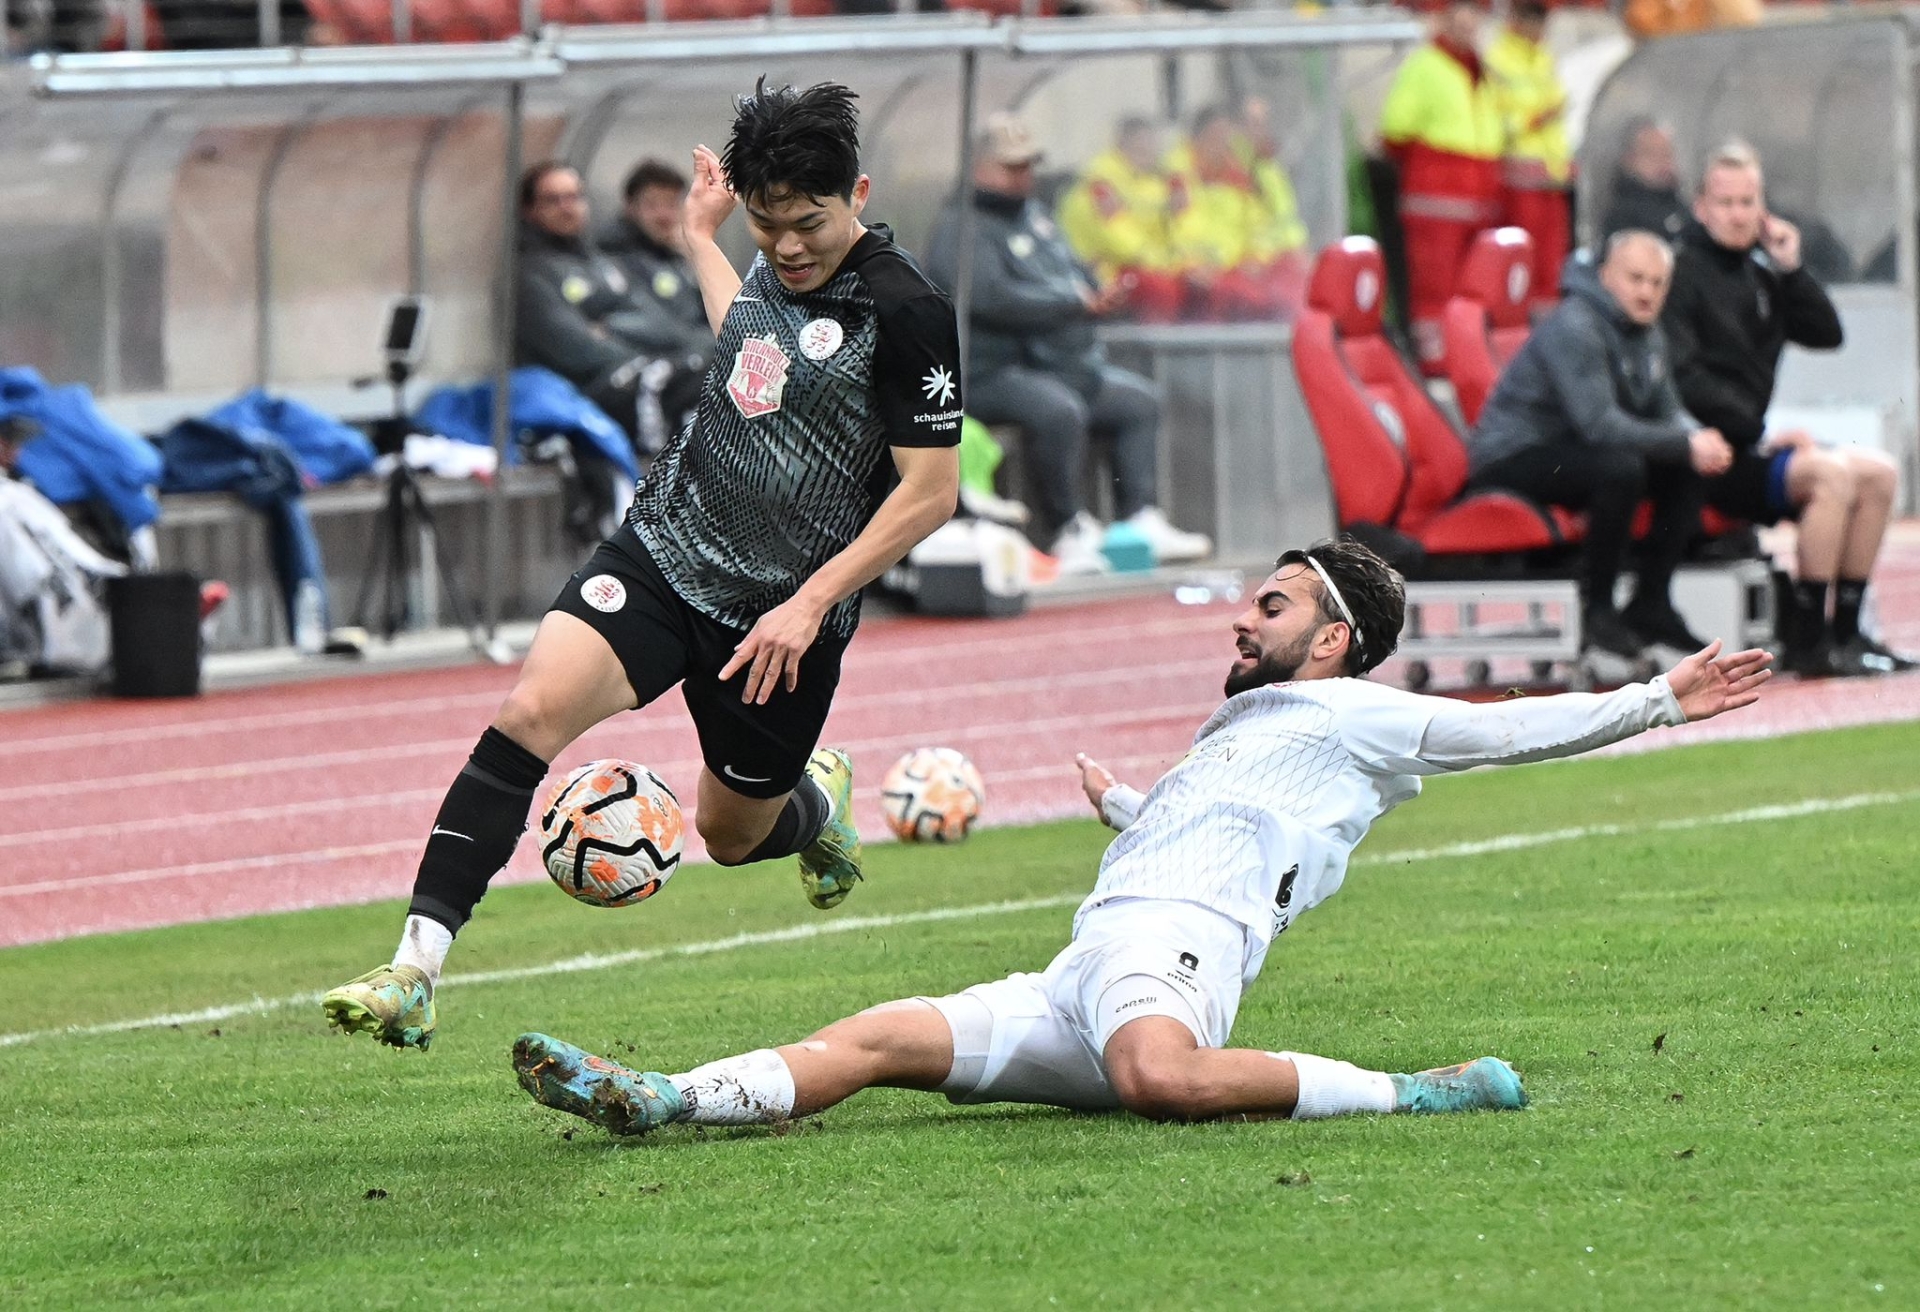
[548,527,848,799]
[1705,448,1798,526]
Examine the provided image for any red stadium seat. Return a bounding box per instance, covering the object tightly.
[1293,237,1579,563]
[1443,227,1535,428]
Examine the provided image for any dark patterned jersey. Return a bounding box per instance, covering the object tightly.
[627,226,962,638]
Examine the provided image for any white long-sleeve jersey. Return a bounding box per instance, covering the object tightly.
[1079,675,1687,944]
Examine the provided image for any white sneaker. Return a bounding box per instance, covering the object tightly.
[1049,512,1112,576]
[1126,507,1212,563]
[959,484,1031,527]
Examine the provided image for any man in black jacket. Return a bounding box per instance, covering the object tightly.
[1663,142,1907,676]
[599,158,714,405]
[1469,232,1732,660]
[516,162,708,457]
[1600,119,1686,244]
[925,113,1210,575]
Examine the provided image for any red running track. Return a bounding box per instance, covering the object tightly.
[5,546,1919,949]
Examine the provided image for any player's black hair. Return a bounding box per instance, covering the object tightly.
[1276,539,1406,677]
[519,160,579,210]
[722,78,862,207]
[623,157,689,202]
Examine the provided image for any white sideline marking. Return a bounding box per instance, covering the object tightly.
[0,895,1082,1049]
[4,787,1916,1049]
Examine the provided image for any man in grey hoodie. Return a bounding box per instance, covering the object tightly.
[1468,230,1734,659]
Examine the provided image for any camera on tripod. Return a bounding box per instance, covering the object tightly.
[372,295,431,456]
[352,295,508,663]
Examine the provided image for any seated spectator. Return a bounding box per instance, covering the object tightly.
[1602,118,1686,243]
[1468,231,1732,661]
[1164,101,1309,322]
[925,113,1210,575]
[1057,117,1187,324]
[598,157,715,436]
[1664,141,1910,676]
[514,161,707,458]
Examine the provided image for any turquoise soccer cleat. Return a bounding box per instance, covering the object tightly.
[513,1033,686,1133]
[321,964,436,1050]
[798,746,864,910]
[1390,1056,1529,1114]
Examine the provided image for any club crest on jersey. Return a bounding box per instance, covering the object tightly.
[727,335,790,418]
[580,574,627,613]
[798,317,844,361]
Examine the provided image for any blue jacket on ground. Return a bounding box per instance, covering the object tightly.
[205,390,377,486]
[0,367,163,530]
[416,367,638,481]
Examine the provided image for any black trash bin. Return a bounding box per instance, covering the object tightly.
[107,572,203,698]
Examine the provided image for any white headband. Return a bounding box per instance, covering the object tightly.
[1303,554,1365,655]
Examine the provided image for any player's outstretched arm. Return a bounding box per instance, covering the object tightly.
[1408,642,1773,772]
[1077,753,1145,831]
[1663,640,1774,722]
[685,144,743,335]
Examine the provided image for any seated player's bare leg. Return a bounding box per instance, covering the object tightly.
[694,766,795,866]
[1837,449,1898,581]
[493,611,639,759]
[1785,446,1855,583]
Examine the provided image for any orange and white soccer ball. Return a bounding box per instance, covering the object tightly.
[880,747,986,843]
[538,760,683,907]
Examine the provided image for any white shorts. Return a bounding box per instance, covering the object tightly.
[921,898,1263,1111]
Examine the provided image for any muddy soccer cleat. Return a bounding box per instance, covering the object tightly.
[321,964,436,1050]
[1390,1056,1528,1114]
[798,746,863,910]
[512,1032,683,1132]
[589,1066,689,1136]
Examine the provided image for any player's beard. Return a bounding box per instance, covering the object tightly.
[1224,627,1315,696]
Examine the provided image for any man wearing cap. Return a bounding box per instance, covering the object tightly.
[926,111,1212,576]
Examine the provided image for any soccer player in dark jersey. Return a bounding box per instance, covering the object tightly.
[323,81,963,1050]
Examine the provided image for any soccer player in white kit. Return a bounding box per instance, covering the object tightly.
[512,540,1773,1132]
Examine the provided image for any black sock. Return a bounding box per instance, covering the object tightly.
[737,776,830,865]
[408,727,550,933]
[1832,578,1869,644]
[1791,580,1831,648]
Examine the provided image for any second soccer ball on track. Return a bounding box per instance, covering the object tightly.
[880,747,986,844]
[539,760,684,908]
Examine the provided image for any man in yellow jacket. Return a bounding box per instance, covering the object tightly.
[1486,0,1572,308]
[1378,0,1505,370]
[1059,118,1189,324]
[1164,102,1311,322]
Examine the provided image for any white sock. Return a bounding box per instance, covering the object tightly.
[1276,1051,1396,1120]
[669,1049,797,1126]
[392,915,454,991]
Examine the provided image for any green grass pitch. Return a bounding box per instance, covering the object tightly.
[3,723,1917,1310]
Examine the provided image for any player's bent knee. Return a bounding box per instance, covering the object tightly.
[1108,1061,1206,1122]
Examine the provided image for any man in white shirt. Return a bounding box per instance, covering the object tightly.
[512,540,1773,1133]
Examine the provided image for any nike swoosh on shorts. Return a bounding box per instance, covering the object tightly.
[722,764,774,784]
[430,827,474,842]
